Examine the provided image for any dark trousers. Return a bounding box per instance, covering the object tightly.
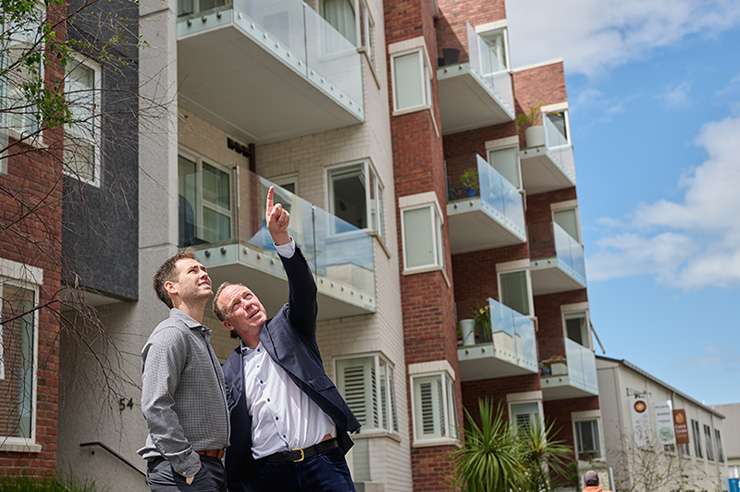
[146,456,226,492]
[252,446,355,492]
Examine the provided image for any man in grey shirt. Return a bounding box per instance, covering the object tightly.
[139,249,230,491]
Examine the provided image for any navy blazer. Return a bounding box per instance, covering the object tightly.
[222,246,361,492]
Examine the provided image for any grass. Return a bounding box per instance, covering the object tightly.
[0,477,99,492]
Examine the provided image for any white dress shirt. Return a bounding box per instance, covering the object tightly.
[243,238,335,459]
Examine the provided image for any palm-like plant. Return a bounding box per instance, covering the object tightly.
[453,399,525,492]
[518,420,574,492]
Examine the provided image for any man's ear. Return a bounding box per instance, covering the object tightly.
[164,279,178,299]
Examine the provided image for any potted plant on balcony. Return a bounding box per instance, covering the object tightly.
[473,303,492,343]
[460,318,476,347]
[459,168,479,197]
[516,103,545,148]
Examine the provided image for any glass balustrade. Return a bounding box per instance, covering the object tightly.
[178,0,363,114]
[543,114,576,181]
[553,222,587,285]
[465,22,514,112]
[565,338,598,393]
[179,166,375,303]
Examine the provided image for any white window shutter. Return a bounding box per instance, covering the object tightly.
[337,357,375,428]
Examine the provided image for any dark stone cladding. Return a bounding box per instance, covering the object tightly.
[62,0,139,301]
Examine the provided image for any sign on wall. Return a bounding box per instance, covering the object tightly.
[655,401,676,446]
[630,396,651,448]
[673,409,690,445]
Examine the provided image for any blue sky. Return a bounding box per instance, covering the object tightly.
[507,1,740,405]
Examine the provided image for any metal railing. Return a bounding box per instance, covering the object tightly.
[79,442,145,478]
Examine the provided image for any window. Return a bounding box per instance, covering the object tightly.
[498,270,532,316]
[488,146,520,189]
[412,372,458,443]
[714,429,724,462]
[64,54,102,186]
[574,419,601,460]
[691,419,702,458]
[478,28,508,74]
[327,161,384,237]
[4,8,44,138]
[401,203,444,273]
[544,110,570,147]
[178,153,233,247]
[336,354,398,434]
[564,311,588,347]
[391,49,431,113]
[703,424,714,461]
[270,174,297,212]
[553,207,580,242]
[0,278,38,444]
[321,0,357,45]
[359,0,376,68]
[509,401,541,433]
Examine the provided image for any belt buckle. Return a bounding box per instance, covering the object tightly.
[291,448,305,463]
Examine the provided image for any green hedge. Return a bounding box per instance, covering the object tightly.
[0,477,99,492]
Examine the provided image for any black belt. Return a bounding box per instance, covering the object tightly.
[257,438,339,464]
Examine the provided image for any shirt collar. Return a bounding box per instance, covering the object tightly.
[170,308,212,336]
[240,340,262,355]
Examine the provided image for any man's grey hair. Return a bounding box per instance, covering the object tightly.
[213,281,236,321]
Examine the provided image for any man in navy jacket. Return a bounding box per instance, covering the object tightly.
[215,187,360,492]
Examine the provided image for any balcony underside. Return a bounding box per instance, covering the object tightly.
[520,148,576,194]
[458,343,537,382]
[541,375,599,400]
[437,65,514,135]
[447,199,526,254]
[530,258,586,295]
[195,243,376,321]
[177,11,363,144]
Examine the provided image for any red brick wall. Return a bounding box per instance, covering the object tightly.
[435,0,506,64]
[0,138,63,477]
[461,374,540,423]
[526,187,577,260]
[0,14,64,476]
[543,396,600,461]
[533,289,588,361]
[384,1,464,489]
[512,62,567,146]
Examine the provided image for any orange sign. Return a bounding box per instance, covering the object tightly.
[673,409,689,445]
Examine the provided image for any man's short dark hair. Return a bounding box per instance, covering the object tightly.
[153,249,196,308]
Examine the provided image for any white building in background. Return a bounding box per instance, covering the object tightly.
[713,403,740,483]
[596,355,728,492]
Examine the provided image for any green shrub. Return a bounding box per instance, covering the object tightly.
[0,476,99,492]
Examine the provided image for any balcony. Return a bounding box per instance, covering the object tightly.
[457,298,538,381]
[530,223,586,294]
[181,168,375,320]
[437,23,515,135]
[177,0,364,143]
[541,339,598,400]
[447,155,526,254]
[519,113,576,194]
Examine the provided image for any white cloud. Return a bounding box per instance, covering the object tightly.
[588,116,740,288]
[658,81,692,109]
[506,0,740,77]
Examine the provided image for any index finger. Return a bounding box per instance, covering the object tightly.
[266,186,275,214]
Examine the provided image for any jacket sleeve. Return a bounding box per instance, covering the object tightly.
[140,328,202,478]
[279,245,318,337]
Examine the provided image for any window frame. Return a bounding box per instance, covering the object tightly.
[390,47,432,115]
[561,302,591,350]
[63,51,102,187]
[703,424,715,461]
[400,202,444,275]
[358,0,376,70]
[177,147,235,246]
[507,399,544,434]
[495,262,535,317]
[326,159,385,238]
[541,108,572,148]
[334,352,399,436]
[551,200,582,244]
[0,274,40,448]
[691,419,703,458]
[410,371,458,447]
[571,412,605,462]
[714,428,724,463]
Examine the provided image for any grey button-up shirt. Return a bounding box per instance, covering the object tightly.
[138,308,230,477]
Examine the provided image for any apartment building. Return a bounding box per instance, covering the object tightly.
[597,356,728,492]
[383,0,601,490]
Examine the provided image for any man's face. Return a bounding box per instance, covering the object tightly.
[167,258,212,304]
[218,284,267,335]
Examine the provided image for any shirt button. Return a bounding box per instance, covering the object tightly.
[267,398,271,402]
[259,380,264,384]
[257,349,261,352]
[283,434,287,439]
[275,416,279,421]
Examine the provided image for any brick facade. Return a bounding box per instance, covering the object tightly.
[0,138,63,476]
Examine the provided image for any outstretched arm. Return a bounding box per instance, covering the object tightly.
[266,186,318,335]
